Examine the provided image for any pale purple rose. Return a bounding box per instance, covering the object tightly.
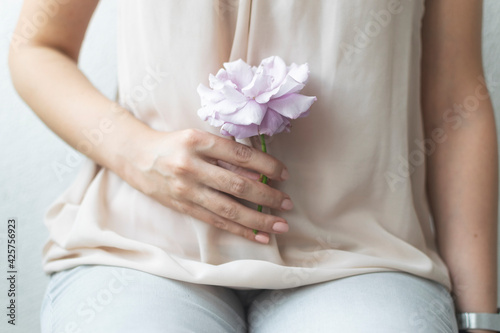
[197,56,317,139]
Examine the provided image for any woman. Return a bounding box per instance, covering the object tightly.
[9,0,497,332]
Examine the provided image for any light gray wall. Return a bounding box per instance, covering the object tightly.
[483,0,500,115]
[481,0,500,310]
[0,1,117,332]
[0,1,499,332]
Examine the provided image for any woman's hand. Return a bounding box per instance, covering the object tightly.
[8,0,291,245]
[127,128,293,244]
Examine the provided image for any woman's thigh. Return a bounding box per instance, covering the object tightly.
[247,272,459,333]
[40,265,246,333]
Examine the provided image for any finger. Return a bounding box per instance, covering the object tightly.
[173,199,271,244]
[192,186,290,234]
[200,162,293,211]
[216,160,260,181]
[197,134,290,181]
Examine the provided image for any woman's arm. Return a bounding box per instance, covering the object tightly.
[421,0,498,324]
[9,0,293,244]
[8,0,152,184]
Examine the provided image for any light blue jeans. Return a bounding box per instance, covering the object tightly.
[40,265,459,332]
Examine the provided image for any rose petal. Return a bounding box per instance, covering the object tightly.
[259,109,289,136]
[218,100,267,125]
[208,117,225,127]
[270,75,305,100]
[267,93,317,119]
[197,106,211,121]
[254,85,280,104]
[214,68,231,81]
[224,59,254,89]
[212,98,247,114]
[298,108,311,118]
[253,57,305,103]
[220,83,247,104]
[210,70,230,90]
[197,106,225,127]
[241,70,273,98]
[198,57,316,140]
[287,63,309,84]
[197,84,223,105]
[221,123,260,139]
[259,56,287,89]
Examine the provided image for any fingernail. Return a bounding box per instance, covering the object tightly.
[281,198,294,210]
[255,233,270,244]
[281,168,290,180]
[272,222,289,233]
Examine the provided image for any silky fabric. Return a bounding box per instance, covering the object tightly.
[40,265,459,332]
[42,0,452,291]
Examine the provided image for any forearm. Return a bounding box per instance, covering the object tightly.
[425,95,498,313]
[9,44,154,183]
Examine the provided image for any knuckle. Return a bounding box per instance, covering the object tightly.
[228,177,247,196]
[255,184,281,209]
[170,154,192,176]
[213,219,228,231]
[253,216,269,231]
[158,182,172,195]
[180,128,203,148]
[242,228,257,241]
[269,191,286,208]
[219,203,239,220]
[171,200,189,214]
[233,144,253,163]
[266,160,281,179]
[171,180,189,198]
[215,172,230,187]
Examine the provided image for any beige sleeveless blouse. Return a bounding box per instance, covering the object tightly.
[42,0,452,290]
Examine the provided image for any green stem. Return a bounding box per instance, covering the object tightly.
[254,134,268,235]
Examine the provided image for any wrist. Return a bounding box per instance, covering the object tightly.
[116,123,167,193]
[103,106,159,186]
[457,308,500,333]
